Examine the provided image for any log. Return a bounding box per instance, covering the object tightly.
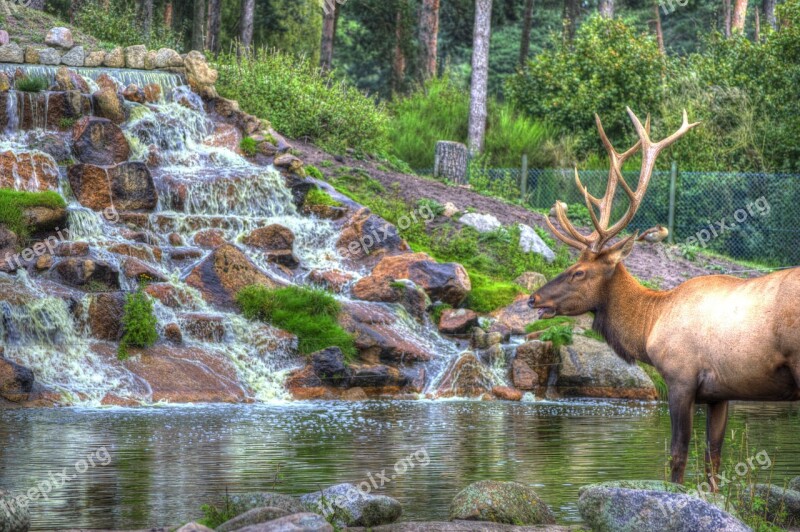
[434,141,468,184]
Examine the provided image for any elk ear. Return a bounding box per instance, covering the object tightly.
[599,233,637,265]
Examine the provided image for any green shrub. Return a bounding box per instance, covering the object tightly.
[15,76,48,92]
[0,189,66,242]
[239,137,257,157]
[118,287,159,361]
[215,48,389,154]
[525,316,575,334]
[464,273,522,313]
[305,188,341,207]
[306,165,324,180]
[539,324,574,351]
[236,285,356,360]
[75,0,183,50]
[416,198,444,217]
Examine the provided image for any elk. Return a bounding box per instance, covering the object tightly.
[529,108,800,487]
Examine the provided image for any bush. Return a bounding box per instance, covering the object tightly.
[236,285,356,360]
[416,198,444,217]
[0,189,66,242]
[15,76,48,92]
[215,48,390,154]
[539,324,574,351]
[118,287,159,360]
[239,137,257,157]
[75,0,183,50]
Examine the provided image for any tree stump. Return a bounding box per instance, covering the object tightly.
[434,141,468,184]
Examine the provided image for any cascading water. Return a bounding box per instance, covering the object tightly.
[0,64,183,96]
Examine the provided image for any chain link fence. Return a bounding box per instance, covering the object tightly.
[423,165,800,267]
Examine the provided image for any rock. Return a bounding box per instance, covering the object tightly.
[122,83,145,104]
[155,47,182,68]
[349,364,409,389]
[0,30,8,46]
[88,292,125,341]
[514,272,548,292]
[61,46,84,67]
[300,483,402,528]
[143,83,161,103]
[95,73,118,92]
[511,359,538,390]
[122,257,167,283]
[175,523,214,532]
[93,87,126,123]
[470,328,503,350]
[37,47,61,65]
[45,27,74,48]
[740,484,800,528]
[72,117,131,166]
[0,226,18,251]
[490,294,540,336]
[227,492,306,516]
[310,347,351,387]
[0,72,9,91]
[308,269,354,293]
[353,253,470,307]
[54,66,89,92]
[519,224,556,263]
[459,213,502,233]
[194,229,227,248]
[0,487,31,532]
[790,476,800,492]
[29,133,71,162]
[124,45,147,69]
[179,313,226,343]
[184,50,218,97]
[0,357,35,402]
[492,386,523,401]
[103,47,125,68]
[340,301,433,363]
[84,50,105,67]
[438,308,479,335]
[435,353,495,398]
[217,506,292,532]
[578,486,749,532]
[185,244,282,308]
[164,323,183,344]
[144,49,158,70]
[51,258,120,291]
[68,162,157,211]
[336,208,408,265]
[244,224,295,251]
[449,480,555,525]
[284,174,315,208]
[341,387,369,400]
[442,202,459,217]
[274,153,304,173]
[514,340,557,389]
[0,150,59,191]
[234,513,333,532]
[0,43,23,63]
[557,335,658,400]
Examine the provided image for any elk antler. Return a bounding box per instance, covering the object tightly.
[546,108,699,252]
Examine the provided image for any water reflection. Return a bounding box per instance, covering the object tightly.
[0,400,798,529]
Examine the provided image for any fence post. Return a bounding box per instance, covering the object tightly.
[520,154,528,202]
[668,161,678,244]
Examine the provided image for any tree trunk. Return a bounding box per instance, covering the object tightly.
[165,2,174,28]
[755,6,761,40]
[192,0,206,51]
[763,0,776,29]
[653,2,665,54]
[723,0,732,37]
[320,3,339,71]
[563,0,580,41]
[519,0,534,67]
[468,0,492,155]
[142,0,154,43]
[207,0,222,53]
[419,0,441,80]
[392,8,407,94]
[599,0,614,18]
[732,0,748,34]
[435,141,469,184]
[240,0,256,49]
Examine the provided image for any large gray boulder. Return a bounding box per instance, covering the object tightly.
[578,486,750,532]
[0,488,30,532]
[60,46,84,67]
[45,27,74,48]
[233,513,333,532]
[226,492,305,516]
[0,43,23,63]
[790,476,800,492]
[579,481,734,516]
[299,483,402,528]
[448,480,556,525]
[518,224,556,263]
[459,212,502,233]
[739,484,800,528]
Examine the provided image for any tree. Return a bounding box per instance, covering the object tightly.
[419,0,441,80]
[763,0,777,29]
[141,0,154,43]
[723,0,732,36]
[392,7,407,93]
[519,0,534,67]
[651,2,665,53]
[320,3,340,71]
[468,0,493,154]
[732,0,747,33]
[563,0,580,40]
[599,0,614,17]
[192,0,206,51]
[165,1,174,28]
[240,0,256,49]
[207,0,222,53]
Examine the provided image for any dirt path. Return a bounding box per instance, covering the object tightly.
[295,140,765,289]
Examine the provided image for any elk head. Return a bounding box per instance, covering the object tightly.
[529,108,699,319]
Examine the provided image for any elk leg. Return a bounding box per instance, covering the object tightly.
[705,401,729,492]
[668,390,695,484]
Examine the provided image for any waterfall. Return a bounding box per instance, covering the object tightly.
[4,90,18,133]
[0,64,184,95]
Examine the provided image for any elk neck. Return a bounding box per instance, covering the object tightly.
[592,264,669,365]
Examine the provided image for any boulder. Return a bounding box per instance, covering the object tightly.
[144,49,158,70]
[29,133,71,162]
[185,244,282,308]
[122,257,167,283]
[442,202,459,217]
[22,204,67,233]
[143,83,162,103]
[179,313,226,343]
[0,30,7,46]
[353,253,470,307]
[489,294,539,336]
[37,47,61,65]
[184,50,218,97]
[0,72,9,91]
[88,292,125,341]
[514,272,548,292]
[438,308,479,335]
[84,50,105,67]
[45,27,74,48]
[95,73,119,92]
[492,386,523,401]
[244,225,295,251]
[51,258,120,291]
[175,524,214,532]
[217,506,292,532]
[459,213,502,233]
[125,45,147,69]
[93,87,126,123]
[308,269,354,293]
[72,117,131,166]
[740,484,800,528]
[434,353,495,398]
[311,347,351,387]
[514,340,557,389]
[0,226,18,253]
[556,336,658,400]
[0,43,23,63]
[68,162,157,211]
[0,150,59,191]
[340,301,433,363]
[194,229,227,248]
[0,487,30,532]
[449,480,555,525]
[300,483,402,528]
[233,513,333,532]
[519,224,556,263]
[122,83,145,104]
[790,476,800,492]
[155,47,182,68]
[578,486,749,532]
[103,47,125,68]
[54,66,89,92]
[511,359,538,390]
[274,153,304,173]
[0,357,35,402]
[349,364,410,390]
[227,492,306,516]
[336,208,409,265]
[60,46,84,67]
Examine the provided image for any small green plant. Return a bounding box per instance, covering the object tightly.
[59,117,78,130]
[430,302,452,324]
[416,198,444,217]
[306,165,324,180]
[320,160,334,168]
[0,189,66,242]
[305,188,341,208]
[239,137,258,157]
[15,75,48,93]
[118,287,159,361]
[539,324,574,351]
[236,285,356,360]
[197,493,243,528]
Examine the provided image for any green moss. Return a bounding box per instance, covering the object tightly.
[118,287,158,361]
[464,273,523,313]
[0,189,66,242]
[638,361,668,401]
[236,285,356,360]
[306,165,324,180]
[15,75,48,92]
[525,316,575,334]
[305,188,341,208]
[240,136,258,157]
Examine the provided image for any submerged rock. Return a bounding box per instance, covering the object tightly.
[300,483,402,527]
[0,487,30,532]
[435,353,495,399]
[449,480,556,525]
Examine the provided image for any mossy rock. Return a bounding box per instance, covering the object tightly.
[216,506,291,532]
[790,476,800,493]
[226,491,304,516]
[448,480,555,525]
[579,480,736,517]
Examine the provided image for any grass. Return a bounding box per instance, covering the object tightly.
[525,316,575,334]
[59,117,78,130]
[118,287,159,361]
[239,137,257,157]
[197,496,243,528]
[0,189,66,242]
[638,361,668,401]
[430,302,452,324]
[305,188,341,208]
[539,325,574,351]
[464,273,523,313]
[306,165,324,180]
[15,75,48,93]
[236,285,356,360]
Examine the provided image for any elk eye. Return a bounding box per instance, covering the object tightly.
[573,270,586,280]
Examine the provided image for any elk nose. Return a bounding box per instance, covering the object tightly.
[528,293,541,309]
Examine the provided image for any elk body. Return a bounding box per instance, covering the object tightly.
[529,108,800,486]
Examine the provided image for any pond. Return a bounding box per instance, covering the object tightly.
[1,399,799,530]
